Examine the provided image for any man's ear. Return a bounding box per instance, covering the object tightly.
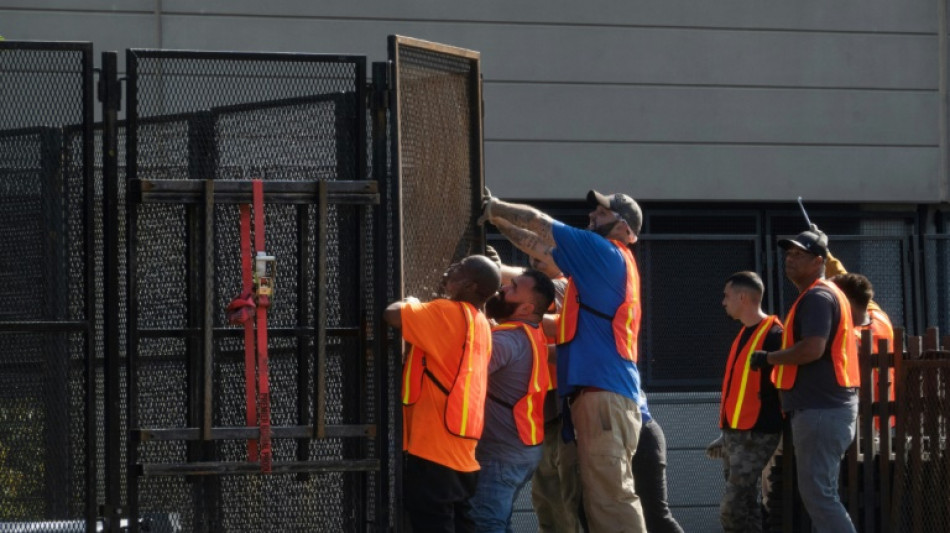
[518,302,535,318]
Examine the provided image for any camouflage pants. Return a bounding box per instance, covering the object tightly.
[720,429,781,533]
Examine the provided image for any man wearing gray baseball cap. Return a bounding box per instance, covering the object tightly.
[480,189,648,532]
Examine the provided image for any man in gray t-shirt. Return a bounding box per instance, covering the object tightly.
[469,270,556,533]
[749,228,859,533]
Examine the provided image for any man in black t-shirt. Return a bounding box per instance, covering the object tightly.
[713,271,784,532]
[749,229,859,533]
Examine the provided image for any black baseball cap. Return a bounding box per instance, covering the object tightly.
[778,229,829,258]
[587,190,643,235]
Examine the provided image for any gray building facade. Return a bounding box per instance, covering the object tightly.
[3,0,948,204]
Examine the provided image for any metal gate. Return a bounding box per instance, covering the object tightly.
[0,41,96,531]
[119,49,382,532]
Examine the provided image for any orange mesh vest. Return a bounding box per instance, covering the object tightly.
[490,321,550,445]
[401,302,492,439]
[772,279,860,390]
[720,315,783,430]
[554,240,640,362]
[856,304,895,428]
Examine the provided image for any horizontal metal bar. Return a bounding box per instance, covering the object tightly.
[131,179,378,205]
[129,49,364,64]
[0,321,89,332]
[639,234,758,241]
[138,458,379,477]
[136,326,360,338]
[134,424,376,442]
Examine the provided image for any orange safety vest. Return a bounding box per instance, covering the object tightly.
[720,315,783,430]
[401,302,492,439]
[554,240,640,362]
[856,304,895,428]
[772,279,860,390]
[489,321,550,445]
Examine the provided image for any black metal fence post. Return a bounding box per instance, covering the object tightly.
[100,49,123,533]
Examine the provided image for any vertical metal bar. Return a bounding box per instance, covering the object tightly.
[40,125,69,518]
[371,60,392,533]
[79,43,99,532]
[296,201,312,473]
[314,181,328,439]
[100,49,122,533]
[387,36,408,529]
[470,59,485,255]
[202,179,214,440]
[187,111,216,533]
[125,47,141,533]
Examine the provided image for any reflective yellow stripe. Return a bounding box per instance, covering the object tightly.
[527,328,542,443]
[458,304,476,436]
[402,349,414,404]
[729,319,772,428]
[558,283,572,342]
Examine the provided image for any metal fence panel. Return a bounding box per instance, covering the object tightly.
[125,50,375,532]
[389,35,485,300]
[0,41,95,529]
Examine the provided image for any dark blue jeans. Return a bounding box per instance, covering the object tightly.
[469,458,539,533]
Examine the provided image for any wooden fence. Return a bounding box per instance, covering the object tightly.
[773,327,950,533]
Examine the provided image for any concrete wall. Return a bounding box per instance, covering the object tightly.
[2,1,947,202]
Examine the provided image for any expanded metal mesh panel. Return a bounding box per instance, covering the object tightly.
[0,129,68,321]
[0,333,80,520]
[924,236,950,335]
[0,46,87,132]
[892,362,950,533]
[0,42,93,526]
[639,239,757,387]
[127,51,373,531]
[392,38,483,298]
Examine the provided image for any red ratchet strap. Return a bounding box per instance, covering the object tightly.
[225,179,272,472]
[239,203,258,461]
[252,180,273,474]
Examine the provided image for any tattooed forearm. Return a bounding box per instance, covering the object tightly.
[490,199,555,246]
[493,218,556,265]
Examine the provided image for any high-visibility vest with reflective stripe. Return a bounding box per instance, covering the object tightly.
[554,240,641,362]
[491,321,550,445]
[856,304,895,428]
[771,279,859,390]
[400,301,492,439]
[720,315,783,430]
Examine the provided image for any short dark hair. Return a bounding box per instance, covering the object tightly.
[725,271,764,296]
[460,255,502,300]
[831,273,874,310]
[522,269,556,318]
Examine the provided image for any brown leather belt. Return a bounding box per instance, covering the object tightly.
[567,386,607,405]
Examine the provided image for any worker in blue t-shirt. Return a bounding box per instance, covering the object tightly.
[480,189,647,533]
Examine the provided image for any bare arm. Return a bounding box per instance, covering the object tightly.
[542,314,558,338]
[492,216,557,266]
[383,302,403,328]
[499,263,525,285]
[767,336,826,366]
[487,198,556,248]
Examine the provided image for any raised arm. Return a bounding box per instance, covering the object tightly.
[491,216,557,267]
[485,198,556,248]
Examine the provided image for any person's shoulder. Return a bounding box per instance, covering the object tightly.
[804,284,837,304]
